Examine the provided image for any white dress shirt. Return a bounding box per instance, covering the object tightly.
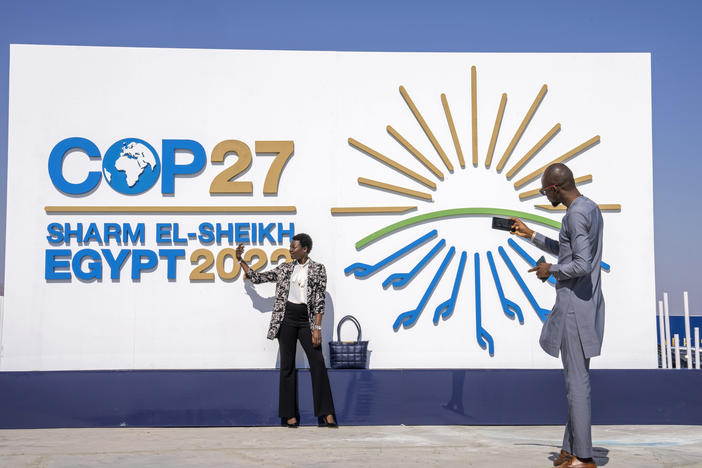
[287,260,310,304]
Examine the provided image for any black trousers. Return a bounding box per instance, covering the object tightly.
[278,302,335,419]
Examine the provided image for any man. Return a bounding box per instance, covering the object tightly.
[510,163,604,468]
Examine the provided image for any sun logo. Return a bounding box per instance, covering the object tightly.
[331,66,617,357]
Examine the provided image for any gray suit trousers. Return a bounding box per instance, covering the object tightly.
[561,310,592,458]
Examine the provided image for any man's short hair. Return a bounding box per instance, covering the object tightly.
[293,233,313,253]
[545,163,576,190]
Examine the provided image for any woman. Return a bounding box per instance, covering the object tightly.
[236,233,337,428]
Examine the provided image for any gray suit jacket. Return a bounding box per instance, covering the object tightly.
[532,196,605,359]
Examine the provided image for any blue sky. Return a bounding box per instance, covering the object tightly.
[0,0,699,314]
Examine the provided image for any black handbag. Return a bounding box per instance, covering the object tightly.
[329,315,369,369]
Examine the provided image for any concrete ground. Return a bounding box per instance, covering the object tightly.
[0,425,701,468]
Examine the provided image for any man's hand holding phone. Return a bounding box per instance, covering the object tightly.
[508,217,534,239]
[529,255,551,281]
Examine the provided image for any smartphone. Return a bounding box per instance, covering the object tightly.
[535,256,548,282]
[491,217,515,232]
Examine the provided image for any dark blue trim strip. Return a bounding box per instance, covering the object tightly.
[0,369,700,428]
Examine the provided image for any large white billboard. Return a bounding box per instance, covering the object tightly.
[3,45,654,370]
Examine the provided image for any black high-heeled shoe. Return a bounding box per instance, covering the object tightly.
[318,415,338,428]
[282,417,299,428]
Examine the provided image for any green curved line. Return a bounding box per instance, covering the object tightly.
[355,207,561,249]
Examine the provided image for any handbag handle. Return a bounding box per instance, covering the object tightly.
[336,315,362,342]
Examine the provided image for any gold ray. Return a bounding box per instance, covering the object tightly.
[399,85,454,172]
[330,206,417,214]
[513,135,600,189]
[506,123,561,179]
[387,126,445,180]
[348,137,437,190]
[519,174,592,200]
[485,93,507,168]
[471,66,478,166]
[440,94,465,168]
[358,177,433,201]
[535,203,621,212]
[496,84,548,172]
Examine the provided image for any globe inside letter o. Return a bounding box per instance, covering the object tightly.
[102,138,161,195]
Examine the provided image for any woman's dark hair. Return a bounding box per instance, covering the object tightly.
[293,233,313,253]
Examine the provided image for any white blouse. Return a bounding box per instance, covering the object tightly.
[287,260,310,304]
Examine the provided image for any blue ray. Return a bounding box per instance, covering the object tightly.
[433,251,467,324]
[498,246,551,322]
[486,250,524,324]
[344,229,437,278]
[510,236,611,272]
[474,253,495,356]
[393,247,455,331]
[508,238,556,285]
[383,239,446,289]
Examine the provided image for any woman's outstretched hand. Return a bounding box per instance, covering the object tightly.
[236,243,245,261]
[236,243,251,277]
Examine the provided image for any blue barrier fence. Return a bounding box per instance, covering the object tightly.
[1,369,700,428]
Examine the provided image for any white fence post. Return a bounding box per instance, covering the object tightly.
[696,327,700,370]
[674,334,681,369]
[683,291,692,369]
[658,300,667,368]
[664,293,673,369]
